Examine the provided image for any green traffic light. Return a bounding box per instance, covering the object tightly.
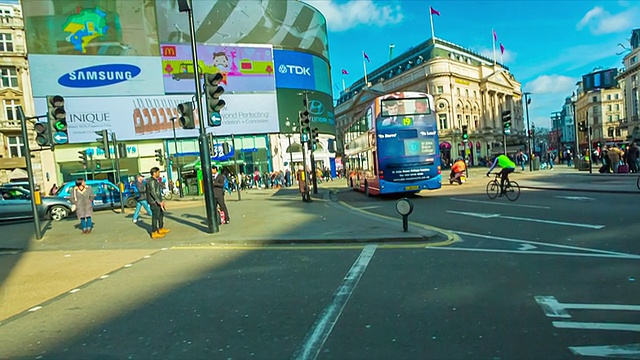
[54,120,67,131]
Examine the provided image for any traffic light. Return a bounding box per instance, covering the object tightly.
[118,143,128,159]
[501,110,512,134]
[34,122,51,147]
[95,129,110,159]
[299,110,310,142]
[462,125,469,141]
[78,150,88,168]
[46,95,67,145]
[310,127,319,151]
[528,129,533,138]
[177,102,195,129]
[204,73,226,126]
[578,121,587,132]
[222,142,230,154]
[155,149,164,165]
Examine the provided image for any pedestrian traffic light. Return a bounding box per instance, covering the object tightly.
[462,125,469,141]
[95,129,110,159]
[578,121,587,132]
[34,122,51,147]
[299,110,310,142]
[78,150,88,168]
[310,127,320,151]
[177,102,195,129]
[46,95,68,145]
[118,143,127,159]
[501,110,512,134]
[155,149,164,165]
[204,73,226,127]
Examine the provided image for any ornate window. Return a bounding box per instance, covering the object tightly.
[0,67,18,88]
[0,33,13,52]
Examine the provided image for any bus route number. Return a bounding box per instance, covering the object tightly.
[402,117,413,126]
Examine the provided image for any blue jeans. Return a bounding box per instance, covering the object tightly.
[133,199,153,221]
[80,217,92,230]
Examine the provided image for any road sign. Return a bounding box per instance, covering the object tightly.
[53,131,68,144]
[209,111,222,127]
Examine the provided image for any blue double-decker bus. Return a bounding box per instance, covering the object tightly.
[344,91,442,196]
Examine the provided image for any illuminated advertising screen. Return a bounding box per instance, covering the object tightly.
[273,50,332,95]
[160,43,276,95]
[155,0,330,60]
[22,0,159,56]
[276,89,335,135]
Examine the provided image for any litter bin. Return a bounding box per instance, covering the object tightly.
[577,159,591,171]
[532,157,540,171]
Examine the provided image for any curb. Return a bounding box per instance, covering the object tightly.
[174,234,443,247]
[519,185,640,194]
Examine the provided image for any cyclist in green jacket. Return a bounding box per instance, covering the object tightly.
[487,154,516,196]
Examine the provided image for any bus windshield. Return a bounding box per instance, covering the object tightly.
[380,97,432,117]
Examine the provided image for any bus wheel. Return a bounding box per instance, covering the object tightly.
[364,181,371,197]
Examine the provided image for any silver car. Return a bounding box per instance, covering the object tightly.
[0,187,75,222]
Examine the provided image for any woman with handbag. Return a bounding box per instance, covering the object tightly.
[71,178,95,234]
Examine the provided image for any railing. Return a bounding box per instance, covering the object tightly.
[0,119,20,129]
[0,16,23,28]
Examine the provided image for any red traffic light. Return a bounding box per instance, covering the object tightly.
[204,73,224,87]
[49,95,64,107]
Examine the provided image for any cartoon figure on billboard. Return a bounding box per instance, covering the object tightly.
[213,51,229,70]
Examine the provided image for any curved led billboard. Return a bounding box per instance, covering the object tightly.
[273,49,331,95]
[155,0,330,60]
[22,0,159,56]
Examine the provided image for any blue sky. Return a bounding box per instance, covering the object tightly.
[307,0,639,129]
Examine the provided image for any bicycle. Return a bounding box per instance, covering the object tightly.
[637,176,640,190]
[486,173,520,201]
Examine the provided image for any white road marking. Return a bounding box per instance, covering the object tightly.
[449,198,550,209]
[69,289,80,294]
[291,244,377,360]
[569,343,640,358]
[554,196,595,201]
[454,231,637,257]
[518,244,537,251]
[553,321,640,332]
[358,206,381,210]
[447,210,605,229]
[28,306,42,312]
[426,246,640,260]
[535,296,640,318]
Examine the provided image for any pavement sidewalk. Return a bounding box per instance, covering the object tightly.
[1,185,446,252]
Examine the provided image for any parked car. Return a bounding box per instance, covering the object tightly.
[0,187,74,221]
[0,181,40,192]
[55,180,137,210]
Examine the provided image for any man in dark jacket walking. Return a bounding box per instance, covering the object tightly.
[147,167,170,239]
[212,165,230,224]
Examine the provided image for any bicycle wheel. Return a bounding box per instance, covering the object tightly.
[504,181,520,201]
[486,180,500,199]
[637,177,640,190]
[163,191,172,201]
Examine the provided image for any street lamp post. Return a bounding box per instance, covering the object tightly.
[169,117,184,198]
[572,94,578,167]
[523,92,533,171]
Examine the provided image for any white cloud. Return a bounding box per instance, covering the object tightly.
[524,75,577,94]
[477,46,516,64]
[305,0,404,32]
[576,6,637,35]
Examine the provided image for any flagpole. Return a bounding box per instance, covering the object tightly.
[363,54,368,86]
[492,29,496,65]
[342,78,346,92]
[430,9,435,41]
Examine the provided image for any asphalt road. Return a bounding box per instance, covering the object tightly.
[0,179,639,359]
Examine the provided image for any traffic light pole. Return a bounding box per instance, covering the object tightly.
[18,106,42,240]
[587,126,593,174]
[524,93,533,171]
[111,132,125,215]
[298,121,311,202]
[304,91,318,194]
[231,134,241,201]
[185,4,218,233]
[170,117,184,198]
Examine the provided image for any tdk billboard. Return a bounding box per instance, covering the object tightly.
[273,50,331,95]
